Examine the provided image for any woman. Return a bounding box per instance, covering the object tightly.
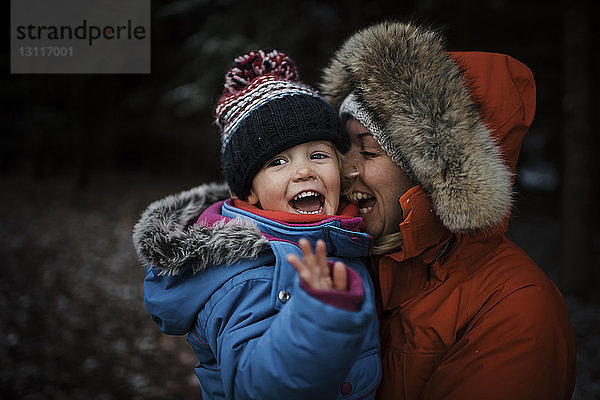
[320,21,576,399]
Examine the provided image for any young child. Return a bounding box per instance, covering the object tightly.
[133,49,380,400]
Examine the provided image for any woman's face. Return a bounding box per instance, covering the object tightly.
[343,118,414,240]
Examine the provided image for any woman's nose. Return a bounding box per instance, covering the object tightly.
[342,147,360,179]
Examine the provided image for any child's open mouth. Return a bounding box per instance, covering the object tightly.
[289,191,325,214]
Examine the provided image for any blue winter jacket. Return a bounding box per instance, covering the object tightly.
[133,183,381,400]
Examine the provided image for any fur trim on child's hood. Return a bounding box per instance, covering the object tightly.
[132,182,269,275]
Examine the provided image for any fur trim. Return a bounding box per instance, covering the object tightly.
[132,182,270,275]
[321,21,511,232]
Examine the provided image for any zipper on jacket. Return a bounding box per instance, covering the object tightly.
[426,236,456,281]
[368,255,385,320]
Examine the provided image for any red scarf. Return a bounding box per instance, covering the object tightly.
[233,199,358,224]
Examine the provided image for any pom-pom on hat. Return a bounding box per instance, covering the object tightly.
[216,49,348,199]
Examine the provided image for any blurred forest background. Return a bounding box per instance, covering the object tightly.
[2,0,599,399]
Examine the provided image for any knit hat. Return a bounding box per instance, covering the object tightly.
[215,49,348,199]
[339,93,418,184]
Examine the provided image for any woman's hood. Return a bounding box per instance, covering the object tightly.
[321,21,535,233]
[132,182,270,275]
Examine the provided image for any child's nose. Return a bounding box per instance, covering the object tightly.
[293,162,316,182]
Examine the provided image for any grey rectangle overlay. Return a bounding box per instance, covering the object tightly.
[11,0,150,74]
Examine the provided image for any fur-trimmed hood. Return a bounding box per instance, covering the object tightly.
[321,21,535,233]
[132,182,269,275]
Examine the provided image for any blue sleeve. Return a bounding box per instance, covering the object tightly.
[199,267,373,400]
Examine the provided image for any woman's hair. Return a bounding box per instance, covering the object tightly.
[371,232,403,255]
[334,147,345,175]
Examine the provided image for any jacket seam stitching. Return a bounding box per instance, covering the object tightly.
[201,272,273,326]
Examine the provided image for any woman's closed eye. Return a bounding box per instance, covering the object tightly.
[360,150,378,159]
[359,134,383,159]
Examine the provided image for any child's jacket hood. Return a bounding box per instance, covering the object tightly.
[132,182,270,276]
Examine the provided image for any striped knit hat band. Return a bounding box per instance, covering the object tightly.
[339,92,415,182]
[216,75,322,151]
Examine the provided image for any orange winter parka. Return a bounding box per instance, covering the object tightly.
[321,23,577,399]
[371,52,576,400]
[374,188,577,400]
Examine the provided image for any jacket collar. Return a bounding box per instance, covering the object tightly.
[221,200,372,259]
[390,185,452,264]
[377,186,454,312]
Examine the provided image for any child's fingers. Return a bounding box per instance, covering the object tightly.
[292,239,336,291]
[332,261,348,291]
[287,254,313,286]
[298,238,315,266]
[315,240,328,276]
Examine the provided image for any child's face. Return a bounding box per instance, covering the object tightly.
[247,140,341,215]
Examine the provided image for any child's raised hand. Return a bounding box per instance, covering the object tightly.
[287,239,348,291]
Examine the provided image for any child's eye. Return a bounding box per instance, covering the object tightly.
[268,158,287,167]
[310,153,329,160]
